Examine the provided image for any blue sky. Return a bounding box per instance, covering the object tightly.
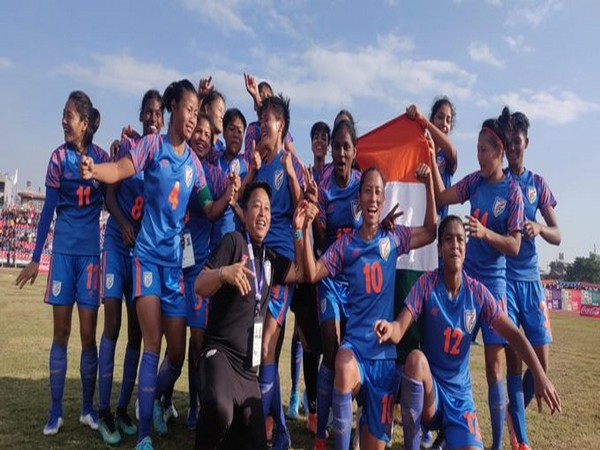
[1,0,598,269]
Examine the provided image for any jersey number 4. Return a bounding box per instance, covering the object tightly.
[168,182,180,211]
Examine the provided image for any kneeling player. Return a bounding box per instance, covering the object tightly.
[374,215,561,450]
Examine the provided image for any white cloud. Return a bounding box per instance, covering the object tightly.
[0,57,14,70]
[495,89,599,125]
[468,42,505,68]
[56,54,183,96]
[485,0,503,6]
[506,0,564,27]
[180,0,254,36]
[505,35,535,53]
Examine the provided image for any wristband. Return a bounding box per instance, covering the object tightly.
[294,229,303,241]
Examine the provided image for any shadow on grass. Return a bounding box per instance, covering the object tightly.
[0,377,320,450]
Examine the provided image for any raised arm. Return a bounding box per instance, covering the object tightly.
[80,155,136,185]
[408,163,437,250]
[468,218,522,257]
[296,200,329,284]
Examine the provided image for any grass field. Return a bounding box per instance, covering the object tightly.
[1,268,599,449]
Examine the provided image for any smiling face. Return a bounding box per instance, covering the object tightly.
[244,187,271,243]
[171,91,199,142]
[224,116,245,157]
[331,127,356,184]
[205,97,225,135]
[311,130,329,159]
[359,169,385,228]
[259,109,283,152]
[507,129,529,170]
[62,99,88,149]
[189,117,212,160]
[477,130,503,179]
[432,103,453,135]
[438,218,466,273]
[140,97,163,136]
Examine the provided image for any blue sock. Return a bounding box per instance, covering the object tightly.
[80,348,98,414]
[332,390,353,450]
[117,344,140,410]
[156,356,181,403]
[488,380,506,450]
[138,351,159,442]
[98,336,116,412]
[49,343,67,418]
[316,365,334,439]
[259,363,276,419]
[271,370,288,439]
[522,369,535,409]
[507,374,528,445]
[400,375,423,450]
[290,338,302,393]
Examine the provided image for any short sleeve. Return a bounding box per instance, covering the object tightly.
[45,148,64,189]
[534,174,557,212]
[404,272,435,321]
[130,135,159,174]
[291,154,306,190]
[392,225,411,256]
[507,179,525,234]
[205,233,237,270]
[455,171,480,204]
[320,233,349,278]
[476,280,502,327]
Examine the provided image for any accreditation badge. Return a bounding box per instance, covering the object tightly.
[252,317,263,368]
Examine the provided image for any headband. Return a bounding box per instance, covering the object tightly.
[482,126,504,150]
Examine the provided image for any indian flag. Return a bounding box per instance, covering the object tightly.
[356,114,437,272]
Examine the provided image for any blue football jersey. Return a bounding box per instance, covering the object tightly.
[436,148,456,219]
[317,168,362,251]
[321,225,411,360]
[405,270,501,397]
[506,169,557,281]
[129,134,211,267]
[455,171,524,293]
[103,136,145,254]
[45,143,110,255]
[209,153,248,251]
[254,149,305,260]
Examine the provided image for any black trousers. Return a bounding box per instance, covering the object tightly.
[195,348,266,450]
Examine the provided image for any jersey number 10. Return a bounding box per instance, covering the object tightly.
[363,262,383,295]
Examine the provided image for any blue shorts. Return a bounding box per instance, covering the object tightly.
[268,283,295,327]
[317,276,349,324]
[133,257,185,318]
[342,343,399,444]
[507,279,552,347]
[101,250,133,307]
[184,276,209,330]
[44,253,100,310]
[480,286,507,346]
[428,378,483,450]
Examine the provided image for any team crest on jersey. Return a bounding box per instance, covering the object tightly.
[527,186,537,204]
[229,159,240,176]
[274,170,284,191]
[493,197,507,218]
[105,273,114,290]
[263,260,272,285]
[379,237,391,262]
[143,271,152,288]
[52,281,62,297]
[464,309,476,334]
[185,166,193,188]
[351,199,362,222]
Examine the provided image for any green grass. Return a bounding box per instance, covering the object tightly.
[1,268,599,449]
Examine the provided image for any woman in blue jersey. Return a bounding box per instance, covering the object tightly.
[406,97,458,220]
[503,108,561,450]
[80,79,238,450]
[374,215,561,450]
[97,89,164,445]
[296,166,437,450]
[310,119,363,448]
[16,91,109,436]
[431,110,525,450]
